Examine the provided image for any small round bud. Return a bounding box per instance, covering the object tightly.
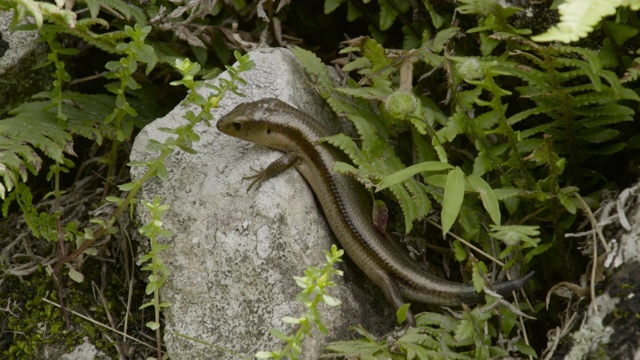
[385,91,418,120]
[456,58,484,81]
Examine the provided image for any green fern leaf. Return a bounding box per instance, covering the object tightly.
[290,46,337,99]
[404,180,431,223]
[388,183,419,233]
[586,142,626,155]
[555,45,602,74]
[574,103,634,117]
[600,69,625,97]
[341,56,372,72]
[76,17,111,30]
[0,139,39,193]
[0,111,71,163]
[15,0,44,28]
[323,133,366,167]
[0,111,69,195]
[379,0,400,31]
[336,86,387,100]
[99,0,147,25]
[507,107,545,126]
[84,0,101,18]
[532,0,618,43]
[42,24,121,54]
[571,88,622,107]
[519,123,555,139]
[578,115,633,128]
[576,127,620,143]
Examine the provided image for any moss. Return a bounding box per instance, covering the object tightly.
[1,265,122,359]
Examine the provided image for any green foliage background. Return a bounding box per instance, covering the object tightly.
[1,0,639,359]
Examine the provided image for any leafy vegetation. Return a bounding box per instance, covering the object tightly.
[0,0,639,359]
[256,245,344,360]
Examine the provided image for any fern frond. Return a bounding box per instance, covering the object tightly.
[600,70,626,97]
[571,88,629,107]
[507,107,545,126]
[573,103,635,117]
[562,83,599,95]
[1,110,71,163]
[76,17,110,29]
[389,184,418,233]
[323,133,365,167]
[554,45,602,71]
[404,180,431,220]
[0,138,40,194]
[290,46,337,99]
[519,123,556,139]
[578,115,633,128]
[585,142,626,155]
[336,87,387,100]
[98,0,147,25]
[531,0,619,43]
[42,24,121,54]
[495,66,552,91]
[576,127,620,143]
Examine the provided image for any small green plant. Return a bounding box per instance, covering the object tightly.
[138,196,172,360]
[1,1,254,357]
[325,302,536,359]
[256,245,344,360]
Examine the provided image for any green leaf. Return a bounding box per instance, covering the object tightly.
[282,316,301,324]
[514,339,538,358]
[255,351,276,359]
[268,328,290,342]
[603,21,639,46]
[396,303,411,324]
[558,192,577,214]
[523,242,553,264]
[430,27,460,53]
[290,46,337,98]
[118,182,136,191]
[377,161,452,190]
[324,0,344,14]
[336,86,386,100]
[531,0,618,43]
[471,263,486,293]
[493,188,521,200]
[452,240,467,261]
[576,128,620,143]
[587,142,626,155]
[441,167,466,235]
[467,175,500,225]
[378,0,399,31]
[502,308,517,336]
[85,0,101,18]
[67,267,84,283]
[322,294,341,307]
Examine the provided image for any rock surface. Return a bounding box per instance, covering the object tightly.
[544,183,640,359]
[0,13,50,115]
[130,48,393,360]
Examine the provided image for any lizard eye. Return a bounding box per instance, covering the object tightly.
[232,122,242,131]
[266,128,272,134]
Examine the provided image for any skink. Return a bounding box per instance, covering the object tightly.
[217,98,533,325]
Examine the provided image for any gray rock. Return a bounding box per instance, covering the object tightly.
[544,183,640,359]
[38,337,109,360]
[130,48,393,360]
[0,13,50,115]
[59,337,110,360]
